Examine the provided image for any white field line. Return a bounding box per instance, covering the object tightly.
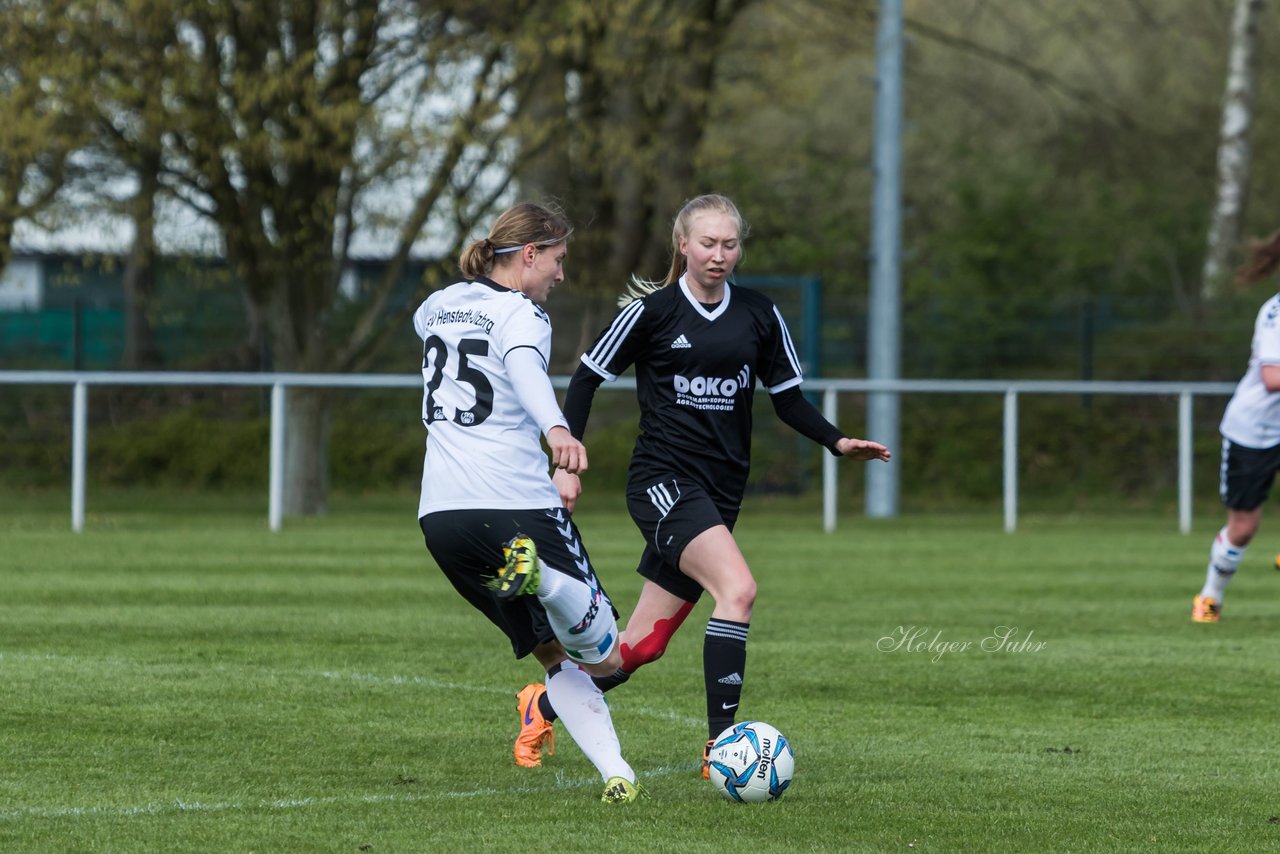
[0,652,708,823]
[319,669,703,727]
[0,763,693,823]
[0,651,704,727]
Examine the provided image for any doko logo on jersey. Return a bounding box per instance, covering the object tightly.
[673,364,750,411]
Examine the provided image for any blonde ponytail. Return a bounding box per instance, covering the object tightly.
[618,275,665,307]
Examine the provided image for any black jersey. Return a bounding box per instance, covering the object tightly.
[581,277,804,507]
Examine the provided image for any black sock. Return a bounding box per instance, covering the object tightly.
[538,690,557,723]
[592,668,631,693]
[538,661,564,723]
[704,618,749,740]
[539,667,630,724]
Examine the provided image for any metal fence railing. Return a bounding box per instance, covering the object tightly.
[0,371,1237,533]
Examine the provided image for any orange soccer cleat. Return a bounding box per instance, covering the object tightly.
[514,683,555,767]
[1192,594,1222,624]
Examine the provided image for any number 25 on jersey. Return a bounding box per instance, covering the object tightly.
[422,335,494,426]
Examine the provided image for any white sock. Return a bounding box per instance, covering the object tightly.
[536,564,601,646]
[1200,527,1246,602]
[545,662,634,783]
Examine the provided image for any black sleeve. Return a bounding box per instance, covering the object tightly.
[562,361,606,439]
[770,386,846,456]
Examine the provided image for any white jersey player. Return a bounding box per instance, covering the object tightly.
[414,202,641,803]
[1194,228,1280,623]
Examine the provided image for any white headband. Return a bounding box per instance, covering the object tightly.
[494,238,565,255]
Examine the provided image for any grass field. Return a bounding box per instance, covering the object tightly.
[4,492,1280,852]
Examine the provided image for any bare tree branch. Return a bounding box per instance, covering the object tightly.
[904,15,1142,133]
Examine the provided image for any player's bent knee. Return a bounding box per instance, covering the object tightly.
[712,578,756,620]
[564,618,623,676]
[579,656,621,679]
[598,641,625,673]
[573,635,623,678]
[532,640,568,671]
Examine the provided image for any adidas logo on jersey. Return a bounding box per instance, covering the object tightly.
[670,334,692,349]
[717,672,743,685]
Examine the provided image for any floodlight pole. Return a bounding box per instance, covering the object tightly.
[866,0,904,518]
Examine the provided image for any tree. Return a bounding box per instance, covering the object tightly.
[72,0,178,369]
[14,0,761,516]
[0,0,90,273]
[140,0,762,513]
[98,0,537,515]
[700,0,879,284]
[511,0,758,361]
[1201,0,1264,299]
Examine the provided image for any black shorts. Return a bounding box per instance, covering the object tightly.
[419,507,616,660]
[1219,439,1280,511]
[625,475,740,603]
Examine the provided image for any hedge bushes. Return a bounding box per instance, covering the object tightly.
[0,383,1229,517]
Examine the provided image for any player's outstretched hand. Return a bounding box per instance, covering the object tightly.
[835,437,891,462]
[547,426,588,474]
[553,467,581,513]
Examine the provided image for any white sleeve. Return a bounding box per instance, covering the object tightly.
[505,346,570,438]
[1257,298,1280,363]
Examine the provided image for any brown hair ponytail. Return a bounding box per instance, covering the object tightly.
[458,203,573,279]
[1236,229,1280,287]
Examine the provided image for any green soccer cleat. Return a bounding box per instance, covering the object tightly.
[601,776,645,804]
[490,535,541,601]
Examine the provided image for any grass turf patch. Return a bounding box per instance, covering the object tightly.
[2,496,1280,851]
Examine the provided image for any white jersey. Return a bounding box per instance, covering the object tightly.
[1220,293,1280,449]
[415,278,563,515]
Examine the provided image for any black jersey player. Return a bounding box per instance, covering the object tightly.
[514,193,890,778]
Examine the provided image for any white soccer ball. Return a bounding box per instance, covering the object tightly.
[707,721,795,803]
